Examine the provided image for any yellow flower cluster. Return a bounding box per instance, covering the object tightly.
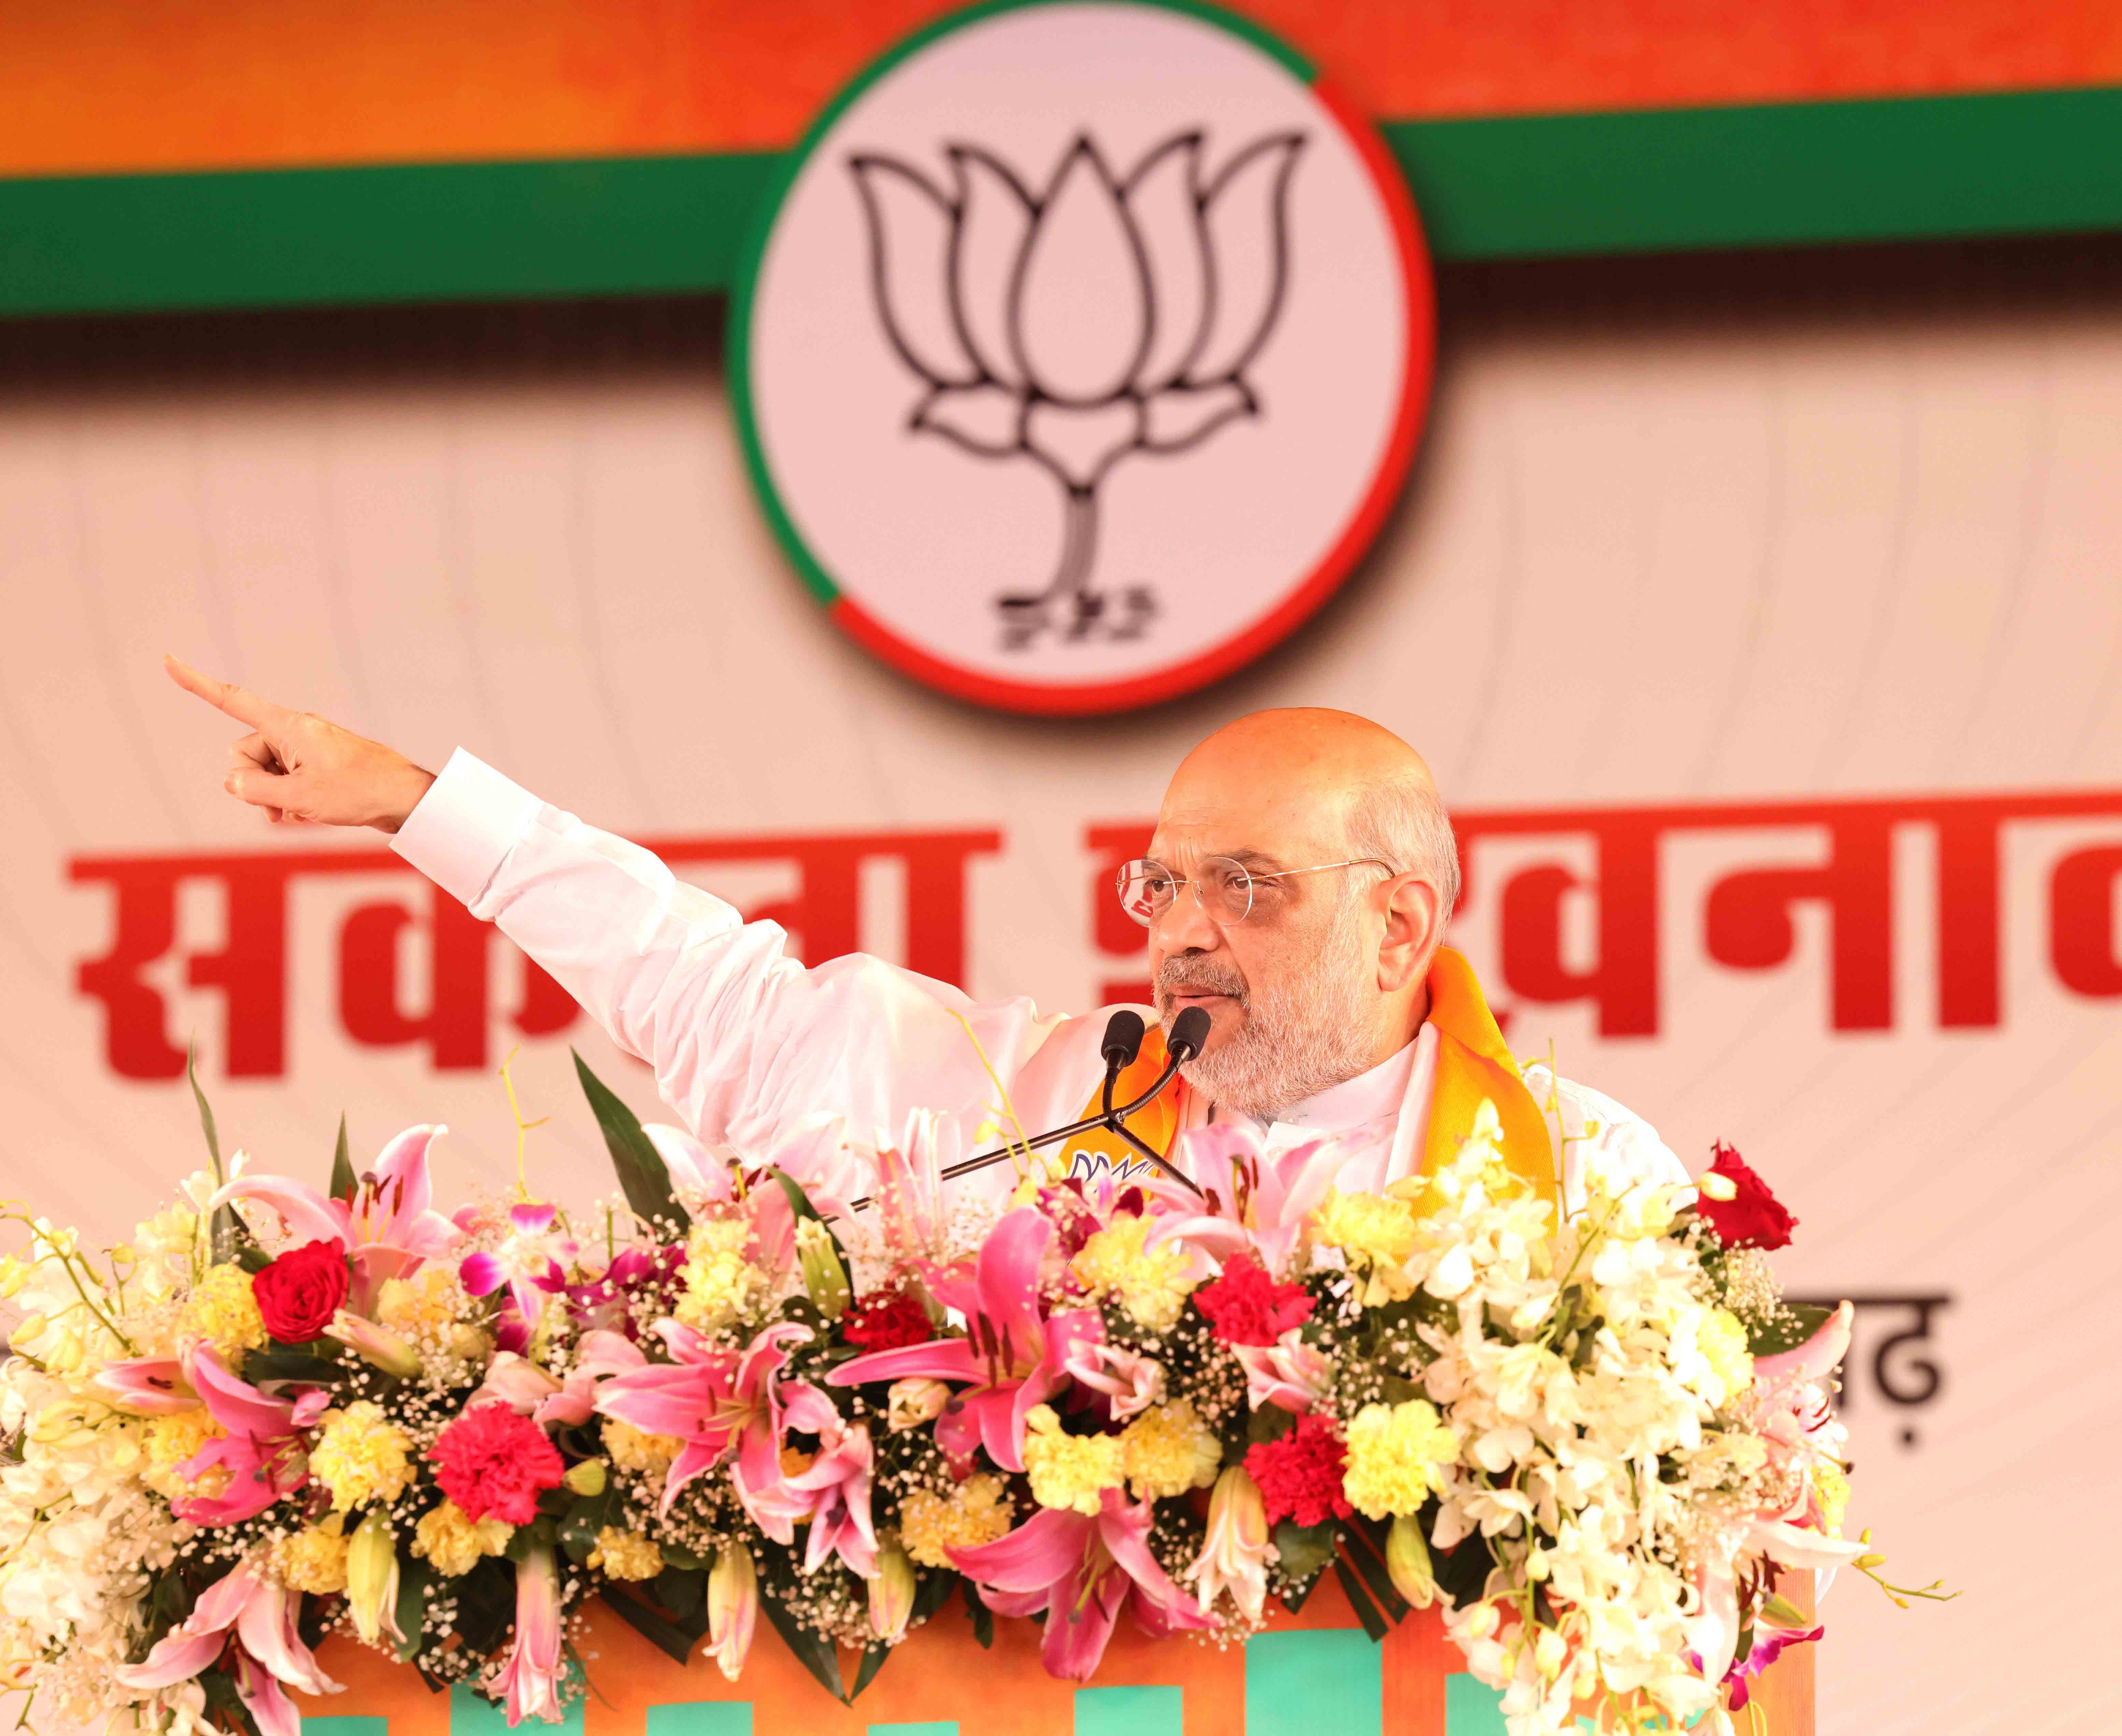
[411,1500,513,1576]
[1342,1399,1460,1519]
[1311,1189,1419,1305]
[674,1217,766,1330]
[178,1263,268,1359]
[140,1406,224,1499]
[1813,1461,1851,1535]
[277,1519,351,1594]
[1118,1398,1222,1501]
[899,1470,1015,1568]
[606,1418,683,1474]
[1022,1404,1124,1515]
[311,1400,415,1512]
[1698,1308,1755,1397]
[1069,1213,1196,1331]
[587,1526,665,1581]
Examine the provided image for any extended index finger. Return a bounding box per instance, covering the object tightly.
[164,655,290,730]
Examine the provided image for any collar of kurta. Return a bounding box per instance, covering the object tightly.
[1070,948,1560,1209]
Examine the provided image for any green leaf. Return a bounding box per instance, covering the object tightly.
[659,1542,709,1573]
[848,1642,889,1702]
[392,1560,432,1663]
[1748,1301,1836,1359]
[758,1590,848,1703]
[330,1113,357,1203]
[598,1589,701,1668]
[1333,1557,1390,1642]
[768,1168,824,1226]
[1339,1526,1411,1625]
[654,1566,707,1627]
[1273,1519,1337,1581]
[244,1344,347,1386]
[1379,1374,1424,1406]
[911,1567,957,1626]
[572,1050,682,1235]
[1247,1403,1298,1447]
[188,1043,238,1264]
[964,1580,994,1649]
[558,1485,615,1567]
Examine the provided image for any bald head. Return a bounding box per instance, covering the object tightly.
[1159,709,1458,909]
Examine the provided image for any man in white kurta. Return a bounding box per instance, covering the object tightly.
[168,662,1687,1211]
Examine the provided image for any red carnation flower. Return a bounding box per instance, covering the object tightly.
[1193,1253,1314,1347]
[251,1239,349,1344]
[431,1402,566,1523]
[1697,1142,1798,1251]
[842,1288,933,1354]
[1244,1414,1352,1530]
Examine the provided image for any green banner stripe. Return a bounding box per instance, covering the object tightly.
[2,84,2118,317]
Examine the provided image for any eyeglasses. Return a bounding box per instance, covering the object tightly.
[1115,856,1392,928]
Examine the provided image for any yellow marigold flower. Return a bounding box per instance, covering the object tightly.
[899,1471,1015,1568]
[1118,1398,1222,1501]
[1311,1190,1419,1305]
[411,1500,513,1576]
[277,1517,351,1594]
[311,1400,415,1512]
[178,1263,268,1359]
[1813,1461,1851,1535]
[674,1217,766,1330]
[606,1419,683,1474]
[1342,1399,1460,1519]
[1070,1213,1195,1331]
[1021,1404,1124,1516]
[1700,1308,1755,1397]
[587,1526,665,1582]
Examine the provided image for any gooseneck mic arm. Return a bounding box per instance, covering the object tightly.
[851,1008,1211,1207]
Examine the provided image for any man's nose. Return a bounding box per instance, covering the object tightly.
[1150,883,1223,954]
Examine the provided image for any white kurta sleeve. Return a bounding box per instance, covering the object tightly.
[1519,1061,1694,1217]
[391,749,1065,1159]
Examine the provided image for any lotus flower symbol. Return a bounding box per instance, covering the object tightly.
[851,128,1305,649]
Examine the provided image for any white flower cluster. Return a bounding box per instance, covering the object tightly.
[1387,1107,1822,1736]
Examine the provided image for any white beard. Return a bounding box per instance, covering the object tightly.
[1162,896,1380,1119]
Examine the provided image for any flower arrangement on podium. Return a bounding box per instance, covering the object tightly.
[0,1055,1938,1736]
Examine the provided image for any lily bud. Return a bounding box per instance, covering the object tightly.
[563,1459,607,1497]
[323,1309,421,1379]
[347,1509,404,1647]
[885,1377,951,1432]
[794,1220,851,1319]
[1385,1513,1438,1610]
[868,1543,916,1643]
[703,1543,758,1682]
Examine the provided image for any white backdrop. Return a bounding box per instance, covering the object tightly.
[2,284,2119,1733]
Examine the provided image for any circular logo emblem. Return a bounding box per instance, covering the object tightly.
[733,0,1433,715]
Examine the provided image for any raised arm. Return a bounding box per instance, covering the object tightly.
[167,658,1064,1160]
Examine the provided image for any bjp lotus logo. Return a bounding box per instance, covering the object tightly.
[735,1,1430,715]
[848,130,1303,648]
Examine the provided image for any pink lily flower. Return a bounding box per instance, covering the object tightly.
[1063,1341,1166,1423]
[211,1125,459,1309]
[643,1124,738,1206]
[1230,1328,1333,1415]
[1143,1123,1344,1279]
[115,1554,341,1736]
[827,1207,1103,1471]
[951,1487,1214,1681]
[594,1319,812,1516]
[171,1348,330,1525]
[870,1108,954,1257]
[751,1382,878,1578]
[93,1354,196,1416]
[488,1541,566,1725]
[525,1329,648,1429]
[460,1203,575,1341]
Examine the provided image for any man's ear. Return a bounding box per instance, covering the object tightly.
[1376,872,1443,992]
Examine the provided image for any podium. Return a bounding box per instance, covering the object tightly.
[293,1574,1812,1735]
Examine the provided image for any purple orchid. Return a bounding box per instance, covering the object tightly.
[827,1206,1103,1471]
[459,1202,574,1342]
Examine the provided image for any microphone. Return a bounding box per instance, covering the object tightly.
[1167,1005,1212,1064]
[1100,1009,1147,1069]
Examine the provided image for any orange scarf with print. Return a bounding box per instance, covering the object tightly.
[1069,948,1559,1207]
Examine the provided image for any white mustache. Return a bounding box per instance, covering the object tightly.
[1156,959,1247,1003]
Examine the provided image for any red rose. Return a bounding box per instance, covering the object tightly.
[1697,1142,1798,1251]
[251,1238,350,1343]
[842,1288,933,1353]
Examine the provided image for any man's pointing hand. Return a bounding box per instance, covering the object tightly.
[164,656,436,833]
